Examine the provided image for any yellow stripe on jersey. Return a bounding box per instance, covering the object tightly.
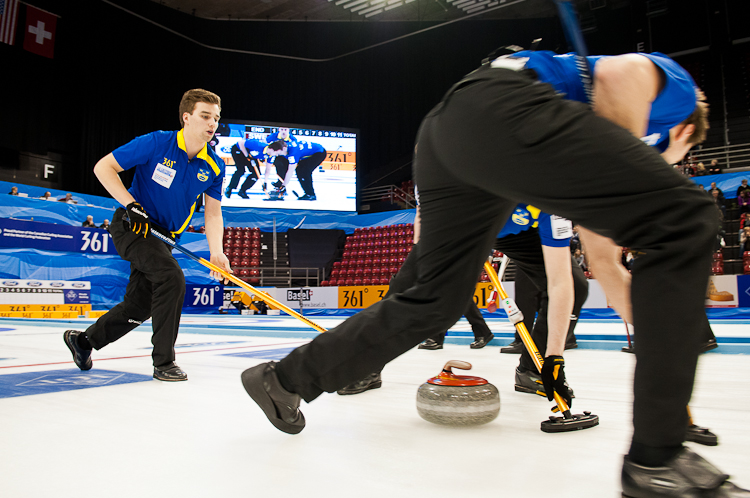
[177,130,220,175]
[177,129,187,152]
[527,205,542,228]
[197,143,220,175]
[173,195,199,237]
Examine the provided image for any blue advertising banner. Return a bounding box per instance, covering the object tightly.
[0,218,117,255]
[183,284,224,311]
[738,275,750,308]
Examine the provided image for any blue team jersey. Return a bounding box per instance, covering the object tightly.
[113,130,224,235]
[497,204,572,248]
[286,141,326,165]
[243,139,274,162]
[511,51,697,151]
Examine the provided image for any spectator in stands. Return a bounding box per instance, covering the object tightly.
[8,186,18,195]
[569,225,581,252]
[573,248,586,270]
[708,159,722,175]
[709,182,725,202]
[711,189,726,220]
[40,191,52,200]
[740,226,750,254]
[99,219,110,229]
[697,184,706,193]
[82,215,96,228]
[58,193,77,204]
[738,190,750,216]
[715,225,727,252]
[694,162,707,176]
[737,178,749,197]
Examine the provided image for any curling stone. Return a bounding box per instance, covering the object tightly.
[416,360,500,426]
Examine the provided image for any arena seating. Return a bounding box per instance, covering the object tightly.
[223,227,262,284]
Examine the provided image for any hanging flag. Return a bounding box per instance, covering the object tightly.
[0,0,20,45]
[23,4,57,58]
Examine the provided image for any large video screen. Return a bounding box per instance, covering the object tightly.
[211,120,358,211]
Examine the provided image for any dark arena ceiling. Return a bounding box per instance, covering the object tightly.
[148,0,629,23]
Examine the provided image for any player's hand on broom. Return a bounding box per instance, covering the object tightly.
[126,202,149,238]
[210,252,232,284]
[541,355,573,407]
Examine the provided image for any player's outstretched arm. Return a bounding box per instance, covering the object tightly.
[204,195,231,283]
[541,244,574,356]
[93,153,135,207]
[577,227,633,324]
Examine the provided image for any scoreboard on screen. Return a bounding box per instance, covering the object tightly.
[338,283,496,309]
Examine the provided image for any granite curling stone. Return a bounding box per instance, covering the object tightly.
[416,360,500,426]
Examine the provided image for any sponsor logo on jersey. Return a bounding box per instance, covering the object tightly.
[641,133,662,146]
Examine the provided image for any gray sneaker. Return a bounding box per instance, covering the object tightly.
[622,447,750,497]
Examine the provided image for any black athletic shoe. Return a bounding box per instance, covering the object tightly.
[153,363,187,382]
[621,447,750,497]
[470,333,494,349]
[702,338,718,353]
[63,330,92,371]
[622,345,635,354]
[564,341,579,350]
[298,194,316,201]
[238,191,249,199]
[514,367,575,398]
[418,338,443,350]
[272,180,284,189]
[224,188,232,198]
[337,372,382,395]
[500,340,524,354]
[241,362,305,434]
[686,424,719,446]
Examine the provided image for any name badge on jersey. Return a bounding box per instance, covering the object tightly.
[550,215,573,239]
[152,163,176,189]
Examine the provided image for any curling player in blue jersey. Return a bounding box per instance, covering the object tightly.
[240,48,749,496]
[224,138,286,199]
[272,140,327,201]
[63,89,231,382]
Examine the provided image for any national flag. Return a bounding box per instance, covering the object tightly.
[23,4,57,58]
[0,0,20,45]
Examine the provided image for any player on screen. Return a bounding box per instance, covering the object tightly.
[272,140,327,201]
[224,139,286,199]
[265,128,298,192]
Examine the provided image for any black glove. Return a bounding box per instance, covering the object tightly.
[261,182,268,192]
[126,202,149,238]
[541,355,573,408]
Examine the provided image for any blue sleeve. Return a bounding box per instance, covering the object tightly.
[112,133,157,171]
[538,212,573,247]
[204,148,224,202]
[639,53,697,150]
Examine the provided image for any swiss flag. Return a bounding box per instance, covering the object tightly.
[23,5,56,59]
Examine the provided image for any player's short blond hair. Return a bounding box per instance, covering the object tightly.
[684,88,709,145]
[179,89,221,128]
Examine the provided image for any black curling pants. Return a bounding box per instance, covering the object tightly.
[85,209,186,367]
[295,151,326,196]
[276,66,715,451]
